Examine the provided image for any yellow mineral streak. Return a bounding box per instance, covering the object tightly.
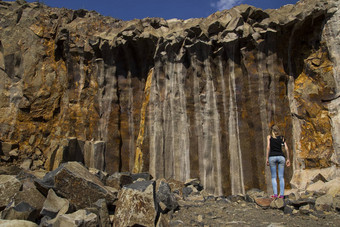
[133,68,154,173]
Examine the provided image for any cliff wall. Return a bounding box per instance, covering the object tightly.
[0,0,339,195]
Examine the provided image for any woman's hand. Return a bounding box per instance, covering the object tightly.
[266,159,269,166]
[286,159,291,167]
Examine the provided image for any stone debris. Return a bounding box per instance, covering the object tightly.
[0,162,338,226]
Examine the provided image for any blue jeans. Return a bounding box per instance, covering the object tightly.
[269,156,285,196]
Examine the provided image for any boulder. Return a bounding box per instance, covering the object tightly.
[246,188,266,202]
[184,178,203,191]
[20,159,33,170]
[105,172,133,189]
[166,178,185,196]
[0,175,22,210]
[53,209,98,227]
[270,198,285,209]
[88,168,108,183]
[254,197,273,208]
[324,178,340,196]
[0,165,22,175]
[0,142,19,156]
[16,170,42,191]
[114,180,157,227]
[315,194,333,212]
[40,189,69,219]
[156,180,178,213]
[86,199,110,227]
[283,205,294,215]
[0,220,38,227]
[13,187,46,212]
[306,180,326,193]
[182,186,194,198]
[299,204,313,215]
[286,198,316,209]
[131,172,152,182]
[35,162,116,209]
[1,202,39,222]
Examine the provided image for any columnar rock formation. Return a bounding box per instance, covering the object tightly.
[0,0,339,195]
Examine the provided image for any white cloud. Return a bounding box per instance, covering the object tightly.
[211,0,244,11]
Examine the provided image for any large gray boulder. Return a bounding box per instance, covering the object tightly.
[35,161,116,209]
[0,175,22,210]
[114,180,158,227]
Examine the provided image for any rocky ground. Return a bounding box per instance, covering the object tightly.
[0,162,339,226]
[170,198,340,227]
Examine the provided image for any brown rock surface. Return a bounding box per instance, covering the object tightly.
[0,0,339,196]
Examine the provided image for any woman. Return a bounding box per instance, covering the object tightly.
[266,124,290,198]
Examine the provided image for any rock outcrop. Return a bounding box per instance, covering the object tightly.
[0,0,339,196]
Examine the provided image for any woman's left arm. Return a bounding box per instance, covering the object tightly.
[284,142,291,167]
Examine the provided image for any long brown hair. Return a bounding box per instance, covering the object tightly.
[271,124,280,138]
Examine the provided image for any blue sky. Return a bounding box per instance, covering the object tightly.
[11,0,299,20]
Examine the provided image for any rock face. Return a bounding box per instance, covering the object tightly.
[0,0,340,196]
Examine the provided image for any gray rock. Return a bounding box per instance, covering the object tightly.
[131,172,152,182]
[182,187,193,198]
[20,159,32,170]
[270,198,285,209]
[184,178,203,191]
[89,199,110,227]
[106,172,133,189]
[1,201,39,222]
[0,165,22,175]
[283,205,294,215]
[156,181,178,213]
[35,162,117,209]
[40,189,69,219]
[315,194,333,212]
[124,180,154,192]
[299,204,313,215]
[88,167,108,183]
[114,180,157,227]
[246,188,266,202]
[8,148,18,157]
[53,209,98,227]
[0,175,22,209]
[0,142,18,156]
[333,195,340,212]
[13,187,45,212]
[0,220,38,227]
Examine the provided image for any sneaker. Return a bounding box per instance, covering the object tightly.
[279,195,284,199]
[271,194,278,198]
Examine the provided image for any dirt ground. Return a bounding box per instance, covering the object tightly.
[169,199,340,227]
